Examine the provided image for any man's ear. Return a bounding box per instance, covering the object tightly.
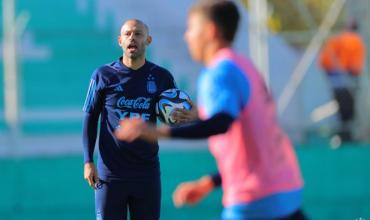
[146,36,152,45]
[118,36,122,46]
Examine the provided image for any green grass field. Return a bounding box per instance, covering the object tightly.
[1,141,370,220]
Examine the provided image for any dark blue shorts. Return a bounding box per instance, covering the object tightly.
[95,177,161,220]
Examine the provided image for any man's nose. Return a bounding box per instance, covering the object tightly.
[129,33,135,39]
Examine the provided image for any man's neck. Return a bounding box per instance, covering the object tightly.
[203,41,230,66]
[122,55,146,70]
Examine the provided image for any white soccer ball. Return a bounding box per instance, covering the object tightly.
[156,88,192,124]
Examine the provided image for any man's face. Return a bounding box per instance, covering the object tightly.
[119,21,150,59]
[184,12,208,63]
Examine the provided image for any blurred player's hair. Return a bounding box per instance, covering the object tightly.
[190,0,240,43]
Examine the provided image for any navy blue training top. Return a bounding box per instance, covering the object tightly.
[82,57,176,181]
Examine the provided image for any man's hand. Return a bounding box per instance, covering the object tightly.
[171,100,198,123]
[84,162,99,189]
[115,118,170,143]
[172,176,214,207]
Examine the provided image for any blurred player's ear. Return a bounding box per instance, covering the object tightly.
[207,22,218,41]
[146,36,152,45]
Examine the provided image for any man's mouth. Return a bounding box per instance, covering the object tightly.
[127,44,138,52]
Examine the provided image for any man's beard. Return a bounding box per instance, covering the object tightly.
[126,47,145,59]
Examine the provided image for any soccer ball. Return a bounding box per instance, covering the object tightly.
[156,88,192,124]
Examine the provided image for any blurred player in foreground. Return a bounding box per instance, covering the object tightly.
[82,19,188,220]
[115,1,306,219]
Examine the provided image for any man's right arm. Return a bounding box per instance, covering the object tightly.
[82,112,100,189]
[82,71,103,189]
[82,112,99,163]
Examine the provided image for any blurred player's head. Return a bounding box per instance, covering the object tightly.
[185,0,240,64]
[119,19,152,60]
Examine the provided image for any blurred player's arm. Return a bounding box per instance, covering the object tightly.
[173,172,221,207]
[170,112,234,138]
[115,112,234,142]
[116,62,248,142]
[210,172,222,187]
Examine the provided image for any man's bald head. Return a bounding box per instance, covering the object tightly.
[120,19,149,36]
[118,19,152,61]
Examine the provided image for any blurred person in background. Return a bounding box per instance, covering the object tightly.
[115,1,306,219]
[319,19,366,143]
[82,19,191,220]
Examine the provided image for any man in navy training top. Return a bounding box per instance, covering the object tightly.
[82,19,185,220]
